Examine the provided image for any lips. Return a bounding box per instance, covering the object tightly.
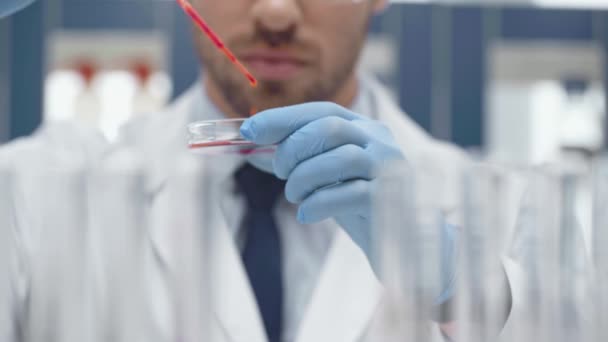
[241,50,306,81]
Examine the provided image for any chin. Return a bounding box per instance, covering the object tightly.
[251,97,308,112]
[252,84,320,109]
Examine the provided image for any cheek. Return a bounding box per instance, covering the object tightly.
[308,10,369,66]
[195,1,247,38]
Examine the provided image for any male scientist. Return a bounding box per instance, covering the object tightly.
[117,0,522,341]
[1,0,523,341]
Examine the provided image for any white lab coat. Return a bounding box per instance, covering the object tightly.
[0,121,108,342]
[1,76,529,342]
[115,75,529,342]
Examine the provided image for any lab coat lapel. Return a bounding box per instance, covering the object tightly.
[136,85,267,342]
[210,207,269,342]
[122,85,201,280]
[149,182,267,342]
[296,229,383,342]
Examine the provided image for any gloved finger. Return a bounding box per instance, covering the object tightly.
[274,117,369,179]
[296,179,371,224]
[240,102,361,145]
[284,144,374,203]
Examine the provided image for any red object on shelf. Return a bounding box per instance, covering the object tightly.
[131,61,152,87]
[74,60,98,87]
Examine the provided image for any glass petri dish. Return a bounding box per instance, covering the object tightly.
[188,118,276,155]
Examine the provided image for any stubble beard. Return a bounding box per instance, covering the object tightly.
[196,29,367,116]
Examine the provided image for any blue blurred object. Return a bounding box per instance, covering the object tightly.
[0,0,35,17]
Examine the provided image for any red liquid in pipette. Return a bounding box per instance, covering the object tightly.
[176,0,258,87]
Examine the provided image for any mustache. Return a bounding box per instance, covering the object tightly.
[228,28,318,56]
[256,25,296,47]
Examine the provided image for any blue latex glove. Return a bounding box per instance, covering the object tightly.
[241,102,458,309]
[240,102,404,258]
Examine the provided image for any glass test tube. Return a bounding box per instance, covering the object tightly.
[457,163,510,342]
[373,160,442,342]
[0,165,14,342]
[510,170,562,342]
[23,164,92,342]
[558,173,594,342]
[87,149,158,342]
[168,153,216,342]
[591,155,608,342]
[507,170,561,342]
[592,155,608,271]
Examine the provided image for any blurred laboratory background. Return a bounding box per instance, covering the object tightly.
[0,0,606,163]
[0,2,607,341]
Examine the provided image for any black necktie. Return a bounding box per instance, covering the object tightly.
[235,164,285,342]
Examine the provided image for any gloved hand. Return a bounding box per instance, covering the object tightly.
[241,102,459,310]
[240,102,405,259]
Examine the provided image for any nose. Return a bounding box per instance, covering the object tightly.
[251,0,302,35]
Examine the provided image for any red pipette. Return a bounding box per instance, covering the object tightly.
[176,0,258,87]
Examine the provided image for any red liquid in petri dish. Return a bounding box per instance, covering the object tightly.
[188,140,275,155]
[175,0,257,87]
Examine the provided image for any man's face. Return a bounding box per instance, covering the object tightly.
[193,0,385,116]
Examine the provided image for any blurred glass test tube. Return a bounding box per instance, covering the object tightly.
[593,156,608,268]
[592,155,608,342]
[496,170,546,342]
[526,170,562,342]
[373,160,443,342]
[457,163,510,342]
[88,149,158,342]
[508,169,581,342]
[23,164,92,342]
[168,153,216,342]
[559,173,594,342]
[0,165,14,341]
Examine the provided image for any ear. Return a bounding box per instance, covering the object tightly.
[372,0,389,13]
